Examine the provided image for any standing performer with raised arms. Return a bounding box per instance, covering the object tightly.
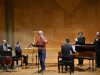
[32,30,48,73]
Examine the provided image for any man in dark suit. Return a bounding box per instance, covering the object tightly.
[93,32,100,68]
[75,32,85,65]
[75,32,85,45]
[61,38,75,73]
[15,41,22,66]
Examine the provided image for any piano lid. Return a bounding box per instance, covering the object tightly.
[75,44,95,52]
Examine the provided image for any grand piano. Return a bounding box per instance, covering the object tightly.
[75,44,95,52]
[74,44,95,58]
[74,44,96,71]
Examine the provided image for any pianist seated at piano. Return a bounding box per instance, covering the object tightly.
[61,38,76,73]
[75,32,85,66]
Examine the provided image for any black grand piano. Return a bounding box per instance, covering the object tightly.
[58,44,96,71]
[75,44,95,52]
[74,44,95,58]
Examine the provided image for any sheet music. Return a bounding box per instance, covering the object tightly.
[72,45,76,52]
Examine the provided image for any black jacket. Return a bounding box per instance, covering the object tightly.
[61,43,75,57]
[94,37,100,50]
[75,37,85,45]
[0,45,12,51]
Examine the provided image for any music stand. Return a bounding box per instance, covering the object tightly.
[0,51,12,56]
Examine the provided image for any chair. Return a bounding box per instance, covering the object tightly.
[21,55,28,68]
[58,51,74,74]
[0,51,13,71]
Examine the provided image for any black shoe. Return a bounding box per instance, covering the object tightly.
[38,69,43,73]
[39,69,46,73]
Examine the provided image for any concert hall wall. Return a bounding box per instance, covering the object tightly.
[0,0,6,42]
[0,0,100,48]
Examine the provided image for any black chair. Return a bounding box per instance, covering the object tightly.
[21,55,28,68]
[58,52,74,74]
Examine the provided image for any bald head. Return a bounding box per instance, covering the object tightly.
[38,30,43,36]
[96,32,100,37]
[2,40,7,44]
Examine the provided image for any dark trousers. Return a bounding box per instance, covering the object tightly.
[23,55,28,65]
[11,56,16,67]
[78,58,84,65]
[63,55,74,73]
[65,63,74,73]
[96,50,100,67]
[38,49,46,70]
[16,52,22,65]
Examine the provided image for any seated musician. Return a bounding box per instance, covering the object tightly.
[0,40,12,51]
[61,38,75,73]
[0,40,14,70]
[0,40,8,71]
[93,32,100,68]
[15,41,22,66]
[75,32,85,66]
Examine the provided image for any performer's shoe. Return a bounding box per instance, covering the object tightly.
[38,69,43,73]
[39,69,46,73]
[42,70,46,73]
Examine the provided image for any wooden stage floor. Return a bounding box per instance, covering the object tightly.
[0,63,100,75]
[0,54,100,75]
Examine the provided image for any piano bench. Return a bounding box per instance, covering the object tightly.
[58,55,74,74]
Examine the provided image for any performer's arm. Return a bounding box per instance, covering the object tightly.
[40,36,48,44]
[31,43,45,47]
